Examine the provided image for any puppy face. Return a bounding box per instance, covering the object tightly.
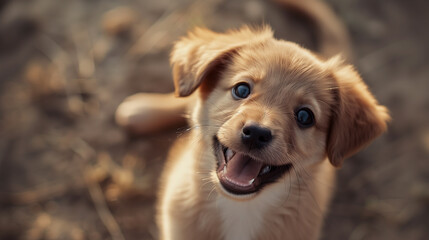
[171,27,389,198]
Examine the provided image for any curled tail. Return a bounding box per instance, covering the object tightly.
[273,0,352,61]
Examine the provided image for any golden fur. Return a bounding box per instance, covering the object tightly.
[116,1,390,240]
[153,27,389,240]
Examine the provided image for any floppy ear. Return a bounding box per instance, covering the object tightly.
[170,27,273,97]
[326,62,390,167]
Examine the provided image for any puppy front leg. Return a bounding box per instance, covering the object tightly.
[115,92,194,135]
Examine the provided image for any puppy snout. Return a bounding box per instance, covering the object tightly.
[241,124,272,149]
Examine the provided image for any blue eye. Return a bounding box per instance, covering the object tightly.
[232,83,251,99]
[295,107,315,128]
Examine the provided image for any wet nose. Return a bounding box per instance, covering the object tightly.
[241,124,273,149]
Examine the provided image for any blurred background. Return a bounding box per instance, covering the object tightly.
[0,0,428,239]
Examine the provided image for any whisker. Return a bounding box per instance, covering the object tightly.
[207,186,217,200]
[291,164,324,215]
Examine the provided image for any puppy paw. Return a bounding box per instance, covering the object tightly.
[115,93,189,135]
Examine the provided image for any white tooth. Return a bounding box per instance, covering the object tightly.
[223,165,227,173]
[249,178,255,184]
[225,148,235,161]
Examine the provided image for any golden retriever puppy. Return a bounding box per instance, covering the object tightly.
[116,1,390,240]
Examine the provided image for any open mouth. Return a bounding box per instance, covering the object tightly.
[214,137,292,195]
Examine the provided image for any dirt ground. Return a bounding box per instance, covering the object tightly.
[0,0,428,239]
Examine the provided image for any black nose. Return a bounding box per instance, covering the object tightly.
[241,124,273,149]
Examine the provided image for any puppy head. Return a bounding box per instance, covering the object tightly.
[171,26,389,198]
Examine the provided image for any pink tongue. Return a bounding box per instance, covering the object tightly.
[225,153,263,185]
